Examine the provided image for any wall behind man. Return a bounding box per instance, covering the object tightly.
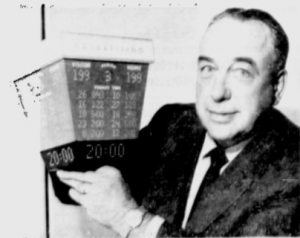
[0,1,299,237]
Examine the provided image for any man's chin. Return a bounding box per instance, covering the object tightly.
[206,126,239,148]
[208,134,235,148]
[207,126,253,148]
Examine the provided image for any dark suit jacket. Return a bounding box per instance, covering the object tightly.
[127,103,300,237]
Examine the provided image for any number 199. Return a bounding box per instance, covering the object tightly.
[74,69,90,82]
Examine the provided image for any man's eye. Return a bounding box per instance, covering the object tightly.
[200,65,215,78]
[233,68,252,79]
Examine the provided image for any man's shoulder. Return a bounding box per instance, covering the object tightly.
[140,103,204,141]
[267,108,300,140]
[147,103,200,128]
[253,108,300,172]
[153,103,197,118]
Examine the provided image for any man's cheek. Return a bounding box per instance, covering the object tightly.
[237,109,257,133]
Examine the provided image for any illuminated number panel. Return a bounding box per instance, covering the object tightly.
[65,60,148,141]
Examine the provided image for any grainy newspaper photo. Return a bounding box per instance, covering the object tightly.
[1,1,300,237]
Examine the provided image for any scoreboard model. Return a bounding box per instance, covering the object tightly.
[37,33,154,172]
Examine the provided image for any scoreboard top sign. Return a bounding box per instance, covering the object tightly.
[39,32,155,68]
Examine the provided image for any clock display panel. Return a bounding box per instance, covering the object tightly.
[41,140,137,171]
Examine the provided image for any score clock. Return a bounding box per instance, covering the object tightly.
[36,33,154,172]
[14,32,154,204]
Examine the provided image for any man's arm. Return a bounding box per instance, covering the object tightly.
[122,104,197,204]
[57,165,168,238]
[56,165,191,238]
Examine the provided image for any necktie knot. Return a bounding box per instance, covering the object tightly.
[209,147,228,167]
[206,147,228,177]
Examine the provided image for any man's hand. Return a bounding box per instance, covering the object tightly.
[57,166,138,237]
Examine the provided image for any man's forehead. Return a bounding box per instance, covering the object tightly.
[199,17,274,57]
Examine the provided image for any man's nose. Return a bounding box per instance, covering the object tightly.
[210,74,231,102]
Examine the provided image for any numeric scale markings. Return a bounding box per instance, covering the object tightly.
[73,61,143,140]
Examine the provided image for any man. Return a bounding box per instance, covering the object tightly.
[58,8,300,237]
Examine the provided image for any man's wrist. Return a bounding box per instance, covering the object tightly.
[108,205,164,238]
[125,207,147,228]
[112,206,146,238]
[128,213,165,238]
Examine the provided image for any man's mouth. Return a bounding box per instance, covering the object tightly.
[208,110,237,123]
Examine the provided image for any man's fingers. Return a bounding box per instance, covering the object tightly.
[59,177,81,188]
[59,179,92,194]
[96,166,121,177]
[57,170,95,183]
[69,188,86,204]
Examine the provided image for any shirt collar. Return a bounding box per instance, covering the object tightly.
[201,133,250,163]
[200,133,217,160]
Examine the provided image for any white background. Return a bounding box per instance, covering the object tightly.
[0,1,299,237]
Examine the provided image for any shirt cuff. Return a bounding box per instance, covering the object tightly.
[143,215,165,238]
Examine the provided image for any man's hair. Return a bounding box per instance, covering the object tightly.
[209,8,289,80]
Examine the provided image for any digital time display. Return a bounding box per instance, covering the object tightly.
[46,146,75,168]
[86,143,125,159]
[41,140,136,171]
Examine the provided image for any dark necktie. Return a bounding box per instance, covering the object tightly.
[186,146,228,228]
[200,147,229,189]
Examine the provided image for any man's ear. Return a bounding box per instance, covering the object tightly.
[273,70,287,106]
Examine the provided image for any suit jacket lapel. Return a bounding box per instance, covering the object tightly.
[161,123,206,225]
[173,127,206,225]
[186,147,253,233]
[143,109,206,224]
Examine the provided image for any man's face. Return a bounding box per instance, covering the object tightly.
[196,17,278,147]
